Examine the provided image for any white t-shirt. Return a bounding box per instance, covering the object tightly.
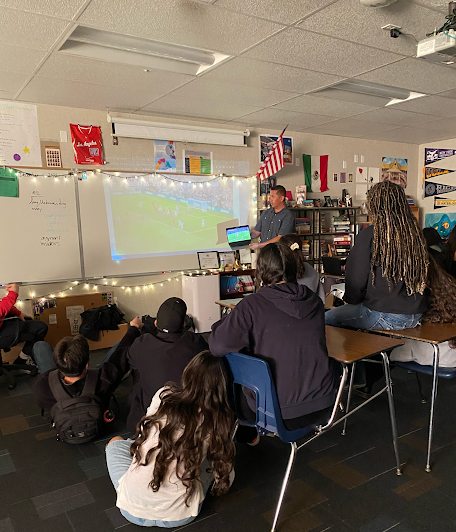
[297,263,326,304]
[116,388,213,522]
[390,339,456,368]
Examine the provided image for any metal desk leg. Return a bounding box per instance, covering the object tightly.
[342,362,356,436]
[381,351,402,475]
[426,344,440,473]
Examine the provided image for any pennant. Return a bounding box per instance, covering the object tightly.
[434,197,456,209]
[424,167,455,179]
[425,148,456,166]
[302,154,329,193]
[424,181,456,198]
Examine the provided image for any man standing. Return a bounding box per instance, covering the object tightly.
[250,185,295,250]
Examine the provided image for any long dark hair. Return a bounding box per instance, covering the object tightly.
[443,224,456,270]
[130,351,235,505]
[255,241,298,290]
[280,234,307,278]
[424,255,456,348]
[367,180,428,295]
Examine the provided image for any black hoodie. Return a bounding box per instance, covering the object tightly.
[209,282,336,420]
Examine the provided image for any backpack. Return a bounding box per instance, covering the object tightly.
[49,369,103,444]
[79,304,125,341]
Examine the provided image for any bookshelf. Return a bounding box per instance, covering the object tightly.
[290,207,358,272]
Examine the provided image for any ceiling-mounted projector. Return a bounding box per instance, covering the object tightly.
[417,30,456,65]
[360,0,397,6]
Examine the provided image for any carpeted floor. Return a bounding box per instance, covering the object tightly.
[0,351,454,532]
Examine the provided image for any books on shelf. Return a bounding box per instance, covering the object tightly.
[295,217,311,234]
[301,241,311,260]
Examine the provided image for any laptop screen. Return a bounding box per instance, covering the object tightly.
[226,225,251,244]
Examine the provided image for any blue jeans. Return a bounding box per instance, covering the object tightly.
[325,303,421,331]
[105,438,204,528]
[32,340,121,374]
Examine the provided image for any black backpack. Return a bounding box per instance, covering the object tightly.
[79,304,125,341]
[49,369,103,444]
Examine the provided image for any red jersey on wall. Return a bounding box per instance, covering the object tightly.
[70,124,104,165]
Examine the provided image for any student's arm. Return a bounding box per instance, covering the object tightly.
[0,288,20,320]
[209,302,253,357]
[344,226,373,305]
[99,320,142,394]
[250,229,261,239]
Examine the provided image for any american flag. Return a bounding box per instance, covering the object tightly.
[256,126,287,181]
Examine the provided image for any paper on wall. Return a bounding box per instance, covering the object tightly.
[66,305,84,319]
[66,305,84,335]
[368,167,380,184]
[49,314,57,325]
[356,184,368,200]
[356,167,368,183]
[240,248,252,264]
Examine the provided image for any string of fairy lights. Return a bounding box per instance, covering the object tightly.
[4,165,258,306]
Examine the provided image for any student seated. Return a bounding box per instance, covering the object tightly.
[33,318,139,418]
[105,350,235,528]
[0,283,48,366]
[325,181,428,331]
[423,227,445,271]
[209,241,336,433]
[280,233,325,303]
[121,297,208,433]
[443,224,456,278]
[391,256,456,367]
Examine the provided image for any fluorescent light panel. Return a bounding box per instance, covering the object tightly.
[312,79,426,107]
[59,26,230,76]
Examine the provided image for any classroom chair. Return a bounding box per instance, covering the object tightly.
[224,352,347,532]
[0,318,37,390]
[393,359,456,472]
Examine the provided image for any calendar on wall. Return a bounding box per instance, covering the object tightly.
[45,146,62,168]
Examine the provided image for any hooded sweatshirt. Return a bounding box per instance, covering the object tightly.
[209,282,336,419]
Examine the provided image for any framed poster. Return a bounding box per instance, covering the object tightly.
[197,251,219,269]
[260,134,293,164]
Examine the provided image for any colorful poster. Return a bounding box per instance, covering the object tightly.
[260,134,293,164]
[183,150,212,175]
[424,167,455,179]
[425,148,456,165]
[70,124,104,165]
[0,100,42,167]
[434,197,456,209]
[381,157,407,187]
[425,212,456,237]
[154,140,176,172]
[424,181,456,198]
[0,167,19,197]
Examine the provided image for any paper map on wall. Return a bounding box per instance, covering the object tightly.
[0,100,42,166]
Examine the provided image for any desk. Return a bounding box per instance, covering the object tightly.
[325,326,404,475]
[368,323,456,472]
[216,298,244,315]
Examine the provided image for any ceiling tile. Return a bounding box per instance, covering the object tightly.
[273,94,377,117]
[411,1,448,14]
[214,0,336,25]
[299,0,442,56]
[37,53,193,93]
[356,58,456,95]
[0,43,46,75]
[169,78,299,108]
[234,107,338,128]
[437,88,456,100]
[305,118,400,136]
[388,95,456,116]
[361,126,453,144]
[348,108,443,126]
[17,77,160,111]
[419,118,456,136]
[0,7,70,50]
[0,71,29,93]
[202,57,344,94]
[141,94,262,121]
[0,0,87,19]
[244,28,403,77]
[77,0,284,55]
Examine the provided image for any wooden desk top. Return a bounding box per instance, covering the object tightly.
[325,325,404,363]
[369,322,456,345]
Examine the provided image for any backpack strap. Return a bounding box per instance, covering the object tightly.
[49,369,72,402]
[81,369,98,397]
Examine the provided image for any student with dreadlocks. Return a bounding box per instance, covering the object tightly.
[325,180,428,331]
[105,351,235,527]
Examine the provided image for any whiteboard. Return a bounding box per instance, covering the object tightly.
[0,170,82,283]
[78,172,254,278]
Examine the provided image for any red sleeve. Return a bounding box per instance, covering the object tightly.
[0,291,19,320]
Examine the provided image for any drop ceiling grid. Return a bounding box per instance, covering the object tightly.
[1,0,456,143]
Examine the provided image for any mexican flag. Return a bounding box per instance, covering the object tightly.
[302,154,329,192]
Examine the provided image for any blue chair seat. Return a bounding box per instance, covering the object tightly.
[394,361,456,379]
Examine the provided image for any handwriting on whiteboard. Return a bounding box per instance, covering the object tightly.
[41,236,61,247]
